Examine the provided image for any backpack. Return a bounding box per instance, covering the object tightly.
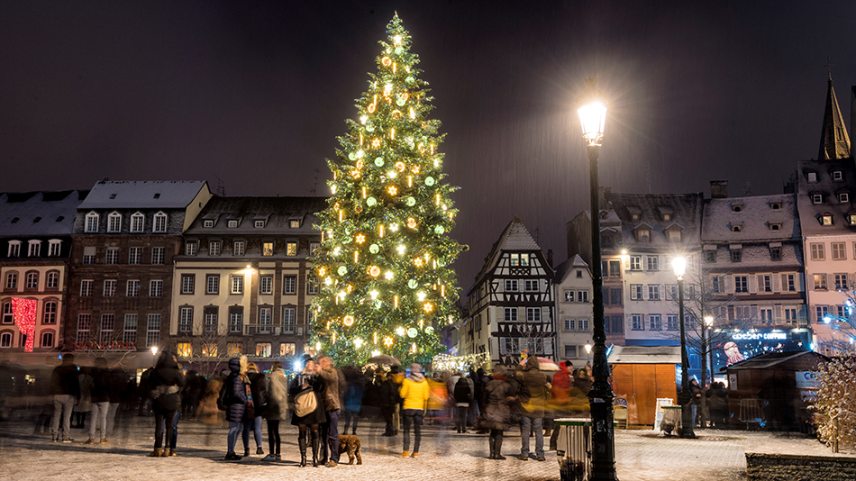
[454,377,472,403]
[217,376,233,411]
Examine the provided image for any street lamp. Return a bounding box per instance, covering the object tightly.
[672,255,695,438]
[577,98,618,480]
[701,315,714,427]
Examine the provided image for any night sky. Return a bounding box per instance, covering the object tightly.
[2,1,856,287]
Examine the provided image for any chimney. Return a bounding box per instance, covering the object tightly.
[547,249,554,268]
[710,180,728,199]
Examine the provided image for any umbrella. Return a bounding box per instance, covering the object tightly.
[536,357,560,372]
[367,354,401,367]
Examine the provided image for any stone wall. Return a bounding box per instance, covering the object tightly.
[746,452,856,481]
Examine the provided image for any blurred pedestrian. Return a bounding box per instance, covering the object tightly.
[50,353,80,442]
[516,356,547,462]
[262,361,288,462]
[452,373,474,433]
[243,362,265,456]
[85,357,110,444]
[221,356,249,461]
[483,365,515,460]
[400,363,430,458]
[147,351,184,457]
[290,357,326,467]
[342,366,365,435]
[316,355,341,467]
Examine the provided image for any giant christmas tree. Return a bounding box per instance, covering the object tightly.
[310,15,463,365]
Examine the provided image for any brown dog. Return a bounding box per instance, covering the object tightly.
[338,434,362,465]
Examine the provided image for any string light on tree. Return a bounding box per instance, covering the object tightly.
[309,14,463,365]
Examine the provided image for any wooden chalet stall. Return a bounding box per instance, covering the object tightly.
[608,345,680,426]
[725,351,827,431]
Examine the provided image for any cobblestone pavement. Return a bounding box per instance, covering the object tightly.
[0,416,838,481]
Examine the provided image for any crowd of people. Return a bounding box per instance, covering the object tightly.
[44,351,596,466]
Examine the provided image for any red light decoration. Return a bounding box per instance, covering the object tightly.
[12,298,37,352]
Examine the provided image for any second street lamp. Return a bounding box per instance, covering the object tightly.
[672,255,695,438]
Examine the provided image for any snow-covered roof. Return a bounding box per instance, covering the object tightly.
[702,193,798,243]
[796,159,856,236]
[726,351,827,370]
[607,345,681,364]
[0,190,88,237]
[185,196,327,234]
[78,180,208,209]
[604,192,703,249]
[554,254,590,283]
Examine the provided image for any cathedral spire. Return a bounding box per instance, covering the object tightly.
[818,75,851,160]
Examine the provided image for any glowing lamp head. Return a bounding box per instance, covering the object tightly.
[703,315,714,327]
[584,343,593,354]
[151,346,159,356]
[577,100,607,147]
[671,256,687,279]
[823,315,832,324]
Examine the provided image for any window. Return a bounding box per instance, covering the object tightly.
[505,279,518,292]
[631,314,644,331]
[520,254,530,267]
[760,308,773,323]
[667,314,679,331]
[106,212,122,233]
[149,279,163,297]
[667,229,682,242]
[576,290,589,303]
[524,280,539,292]
[840,193,850,203]
[80,279,93,297]
[76,314,91,343]
[231,276,244,294]
[259,275,273,295]
[734,275,748,293]
[646,256,659,271]
[153,212,168,233]
[201,342,217,357]
[832,242,847,260]
[227,219,239,229]
[47,240,61,257]
[178,307,193,334]
[820,214,834,226]
[258,307,273,333]
[7,240,21,258]
[151,247,165,264]
[503,308,518,322]
[812,193,823,204]
[255,342,272,357]
[648,285,661,301]
[4,271,17,290]
[280,343,296,356]
[283,275,297,294]
[286,242,298,256]
[759,274,772,293]
[206,274,219,295]
[711,276,722,293]
[576,270,583,278]
[563,290,574,302]
[815,305,829,322]
[99,314,115,344]
[0,331,14,348]
[563,319,575,331]
[0,302,11,324]
[578,319,589,330]
[233,240,246,256]
[770,246,782,261]
[629,256,642,271]
[227,342,242,357]
[526,307,541,322]
[769,223,782,231]
[130,212,145,232]
[254,219,266,229]
[41,331,54,348]
[833,170,844,181]
[282,307,296,334]
[176,343,192,359]
[123,314,138,344]
[306,274,318,295]
[208,240,222,256]
[45,271,59,290]
[25,271,39,290]
[813,273,828,290]
[228,308,243,334]
[810,243,825,261]
[180,274,195,295]
[81,246,95,264]
[26,240,42,257]
[126,279,140,297]
[262,242,274,256]
[310,242,320,255]
[630,284,643,300]
[730,249,742,262]
[128,247,142,264]
[105,247,119,264]
[84,212,99,233]
[781,273,796,292]
[608,287,622,306]
[607,260,621,277]
[834,273,848,290]
[636,228,651,242]
[203,308,218,335]
[146,313,161,347]
[649,314,662,331]
[289,219,301,229]
[784,308,798,323]
[202,219,215,228]
[509,253,520,266]
[185,241,198,256]
[103,279,117,297]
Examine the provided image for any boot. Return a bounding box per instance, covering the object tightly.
[310,431,319,468]
[148,448,162,457]
[488,433,496,459]
[298,434,307,467]
[495,433,506,460]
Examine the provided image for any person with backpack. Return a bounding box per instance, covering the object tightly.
[220,356,250,461]
[262,361,288,462]
[289,357,327,467]
[453,373,474,434]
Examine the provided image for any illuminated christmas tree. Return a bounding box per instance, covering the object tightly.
[310,14,463,365]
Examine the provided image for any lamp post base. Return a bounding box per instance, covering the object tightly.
[589,387,619,481]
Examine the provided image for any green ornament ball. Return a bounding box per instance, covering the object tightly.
[348,152,356,161]
[396,98,406,107]
[434,225,445,235]
[406,196,416,207]
[408,279,418,289]
[337,266,348,276]
[395,47,404,55]
[366,197,378,207]
[425,176,435,186]
[407,327,418,338]
[425,326,435,334]
[374,157,384,167]
[369,244,380,254]
[406,76,415,84]
[366,125,375,133]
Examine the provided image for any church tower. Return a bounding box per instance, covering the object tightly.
[818,75,851,160]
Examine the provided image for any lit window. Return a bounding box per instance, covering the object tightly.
[286,242,298,256]
[820,214,834,226]
[255,342,272,357]
[263,242,274,256]
[176,342,193,359]
[227,342,242,357]
[280,343,296,356]
[289,219,301,229]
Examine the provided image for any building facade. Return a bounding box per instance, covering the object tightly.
[0,191,87,352]
[554,254,594,366]
[466,219,556,365]
[65,180,212,352]
[170,196,326,364]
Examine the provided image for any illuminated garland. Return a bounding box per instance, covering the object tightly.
[12,298,37,352]
[432,353,491,373]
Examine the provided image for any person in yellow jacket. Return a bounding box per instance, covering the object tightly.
[399,363,430,458]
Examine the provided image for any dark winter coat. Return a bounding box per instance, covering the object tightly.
[376,377,399,411]
[247,371,266,415]
[149,355,185,412]
[289,371,327,426]
[483,375,515,431]
[107,369,127,404]
[223,359,249,423]
[263,368,289,421]
[516,357,548,418]
[89,367,112,403]
[50,362,80,398]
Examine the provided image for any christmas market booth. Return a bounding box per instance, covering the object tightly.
[608,345,680,426]
[724,351,828,431]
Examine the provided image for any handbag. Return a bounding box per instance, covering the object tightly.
[294,387,318,418]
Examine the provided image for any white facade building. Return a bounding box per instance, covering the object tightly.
[554,254,594,366]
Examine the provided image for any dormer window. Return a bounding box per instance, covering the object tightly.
[730,224,743,233]
[289,219,301,229]
[769,201,782,210]
[627,206,641,222]
[7,240,21,258]
[152,211,168,233]
[656,206,674,222]
[202,219,215,228]
[254,220,266,229]
[84,212,99,233]
[27,240,42,257]
[807,171,818,183]
[130,212,145,233]
[227,219,239,229]
[832,170,844,181]
[635,227,651,242]
[820,214,834,226]
[730,203,744,213]
[106,211,122,232]
[848,214,856,225]
[769,222,782,231]
[839,192,850,204]
[812,193,824,205]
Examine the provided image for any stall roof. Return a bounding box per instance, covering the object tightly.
[726,351,828,371]
[607,345,681,364]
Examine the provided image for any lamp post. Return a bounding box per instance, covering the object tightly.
[672,256,695,438]
[701,315,714,427]
[577,99,618,480]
